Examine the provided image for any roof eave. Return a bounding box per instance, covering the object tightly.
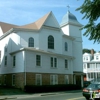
[60,21,83,28]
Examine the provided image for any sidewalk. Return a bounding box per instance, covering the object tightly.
[0,87,82,100]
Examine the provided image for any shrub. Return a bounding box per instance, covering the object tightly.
[24,84,81,93]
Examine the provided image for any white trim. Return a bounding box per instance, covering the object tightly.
[35,74,42,85]
[50,74,58,85]
[65,75,69,84]
[10,48,74,59]
[50,57,57,68]
[36,54,41,67]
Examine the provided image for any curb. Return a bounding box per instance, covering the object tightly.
[41,93,56,96]
[0,90,82,99]
[0,97,17,100]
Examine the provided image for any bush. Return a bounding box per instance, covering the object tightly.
[24,84,81,93]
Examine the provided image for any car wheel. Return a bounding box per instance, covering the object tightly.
[85,97,89,100]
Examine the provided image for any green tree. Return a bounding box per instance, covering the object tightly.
[76,0,100,43]
[83,49,96,54]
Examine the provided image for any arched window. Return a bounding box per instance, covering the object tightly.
[28,37,34,47]
[65,42,68,51]
[48,35,54,49]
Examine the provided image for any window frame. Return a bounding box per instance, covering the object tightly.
[28,37,34,47]
[50,57,57,68]
[50,75,58,85]
[36,74,42,85]
[65,59,68,69]
[65,42,68,51]
[36,55,41,66]
[48,35,54,49]
[96,56,99,60]
[13,56,16,67]
[4,56,7,66]
[65,75,69,84]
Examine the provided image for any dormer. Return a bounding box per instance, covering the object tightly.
[94,52,100,61]
[83,53,92,62]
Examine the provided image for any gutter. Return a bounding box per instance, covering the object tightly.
[10,47,75,59]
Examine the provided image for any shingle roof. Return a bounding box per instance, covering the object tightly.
[17,12,51,30]
[0,11,51,34]
[0,22,18,33]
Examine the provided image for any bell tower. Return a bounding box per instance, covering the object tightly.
[60,10,83,72]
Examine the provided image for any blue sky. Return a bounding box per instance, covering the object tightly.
[0,0,100,52]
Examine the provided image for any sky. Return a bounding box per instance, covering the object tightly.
[0,0,100,52]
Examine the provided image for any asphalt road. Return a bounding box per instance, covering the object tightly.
[17,91,86,100]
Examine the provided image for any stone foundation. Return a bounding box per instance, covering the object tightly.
[0,72,73,89]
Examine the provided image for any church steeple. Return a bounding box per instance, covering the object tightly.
[60,11,82,27]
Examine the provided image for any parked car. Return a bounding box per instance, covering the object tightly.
[83,81,91,87]
[82,82,100,100]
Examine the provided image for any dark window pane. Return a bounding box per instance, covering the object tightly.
[48,35,54,49]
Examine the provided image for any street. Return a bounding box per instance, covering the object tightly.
[17,91,86,100]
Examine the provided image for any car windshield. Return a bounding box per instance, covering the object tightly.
[88,84,100,89]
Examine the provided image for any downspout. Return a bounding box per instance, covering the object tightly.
[24,50,26,86]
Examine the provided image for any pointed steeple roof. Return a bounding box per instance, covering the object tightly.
[60,11,82,27]
[17,12,51,30]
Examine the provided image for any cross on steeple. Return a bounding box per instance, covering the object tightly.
[67,5,70,11]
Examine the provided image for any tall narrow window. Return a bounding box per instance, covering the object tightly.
[36,74,42,85]
[36,55,41,66]
[51,57,53,67]
[50,57,57,68]
[48,35,54,49]
[65,75,69,84]
[13,56,16,67]
[4,56,7,66]
[50,75,58,85]
[12,74,15,86]
[65,59,68,69]
[54,58,57,68]
[96,56,99,60]
[29,37,34,47]
[65,42,68,51]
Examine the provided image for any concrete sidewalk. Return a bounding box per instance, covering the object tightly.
[0,87,82,100]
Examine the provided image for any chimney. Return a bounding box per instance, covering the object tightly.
[91,49,94,59]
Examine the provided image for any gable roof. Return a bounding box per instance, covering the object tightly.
[83,52,91,56]
[0,11,59,34]
[17,12,51,30]
[0,22,18,33]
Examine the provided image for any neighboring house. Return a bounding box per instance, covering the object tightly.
[83,49,100,81]
[0,11,83,89]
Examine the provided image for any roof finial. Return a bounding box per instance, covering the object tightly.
[67,5,70,12]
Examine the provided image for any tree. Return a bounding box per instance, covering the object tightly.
[83,49,96,54]
[76,0,100,43]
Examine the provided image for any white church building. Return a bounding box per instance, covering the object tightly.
[0,11,83,89]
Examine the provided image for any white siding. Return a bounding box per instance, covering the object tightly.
[25,51,73,74]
